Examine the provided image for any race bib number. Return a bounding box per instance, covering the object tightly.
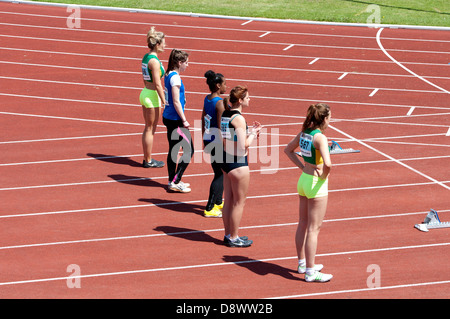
[299,132,313,157]
[204,114,212,134]
[141,63,151,81]
[164,88,169,106]
[220,117,231,139]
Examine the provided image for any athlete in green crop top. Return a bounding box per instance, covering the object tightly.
[140,27,166,168]
[142,54,165,84]
[299,128,324,165]
[284,103,333,283]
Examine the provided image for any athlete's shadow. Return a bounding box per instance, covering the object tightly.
[222,255,301,281]
[87,153,142,167]
[154,225,224,246]
[109,174,165,189]
[138,198,204,216]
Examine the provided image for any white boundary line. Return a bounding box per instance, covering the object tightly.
[2,32,449,68]
[2,208,449,250]
[0,74,445,95]
[1,91,448,111]
[2,179,450,217]
[376,28,450,94]
[2,0,450,31]
[2,59,449,80]
[0,242,448,288]
[329,124,450,191]
[9,21,450,55]
[270,279,450,299]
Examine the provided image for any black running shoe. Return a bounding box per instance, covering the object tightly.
[143,159,165,168]
[226,236,253,248]
[223,236,248,245]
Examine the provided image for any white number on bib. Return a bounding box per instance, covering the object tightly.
[299,133,313,157]
[204,114,212,134]
[141,63,151,81]
[164,88,169,106]
[221,117,231,139]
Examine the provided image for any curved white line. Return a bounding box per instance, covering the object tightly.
[376,28,449,94]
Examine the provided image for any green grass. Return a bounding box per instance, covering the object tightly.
[31,0,450,27]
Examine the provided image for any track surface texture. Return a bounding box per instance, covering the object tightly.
[0,2,449,300]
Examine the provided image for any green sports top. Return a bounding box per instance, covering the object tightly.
[299,128,324,165]
[141,53,164,83]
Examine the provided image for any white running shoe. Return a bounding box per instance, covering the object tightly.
[305,271,333,283]
[168,182,191,193]
[298,264,324,274]
[178,181,190,188]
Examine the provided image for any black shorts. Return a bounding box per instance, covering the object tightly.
[221,151,248,174]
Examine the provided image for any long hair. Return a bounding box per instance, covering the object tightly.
[223,85,248,110]
[204,70,225,92]
[166,49,189,73]
[302,103,330,132]
[146,27,164,50]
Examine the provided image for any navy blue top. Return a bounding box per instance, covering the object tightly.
[203,95,222,142]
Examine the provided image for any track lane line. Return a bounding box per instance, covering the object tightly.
[0,242,447,287]
[330,124,450,191]
[2,209,449,251]
[1,180,449,218]
[270,279,450,299]
[376,28,450,95]
[0,75,445,95]
[2,10,450,42]
[2,35,448,67]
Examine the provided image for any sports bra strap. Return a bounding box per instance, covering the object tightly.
[229,113,241,122]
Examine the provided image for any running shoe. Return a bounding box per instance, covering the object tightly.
[223,236,249,245]
[178,181,190,188]
[298,264,324,274]
[305,271,333,283]
[226,236,253,248]
[168,182,191,193]
[143,159,165,168]
[204,206,222,218]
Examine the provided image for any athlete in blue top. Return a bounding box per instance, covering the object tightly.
[201,70,227,217]
[162,49,193,193]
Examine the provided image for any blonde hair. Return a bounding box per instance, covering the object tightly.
[147,27,165,50]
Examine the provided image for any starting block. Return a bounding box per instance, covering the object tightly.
[295,141,360,158]
[414,209,450,232]
[329,141,360,155]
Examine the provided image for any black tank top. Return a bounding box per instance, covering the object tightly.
[220,109,247,141]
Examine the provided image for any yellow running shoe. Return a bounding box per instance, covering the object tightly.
[204,206,222,218]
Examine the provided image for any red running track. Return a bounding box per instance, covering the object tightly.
[0,2,449,300]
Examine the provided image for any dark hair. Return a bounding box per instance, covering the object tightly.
[223,85,248,110]
[166,49,189,73]
[204,70,225,92]
[302,103,330,132]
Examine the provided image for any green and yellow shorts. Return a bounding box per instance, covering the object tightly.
[139,88,161,108]
[297,172,328,199]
